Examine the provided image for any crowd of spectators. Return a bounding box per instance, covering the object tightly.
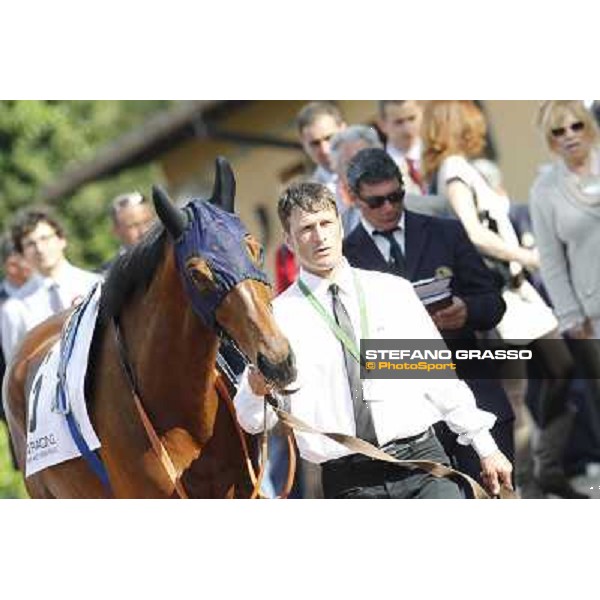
[3,100,600,499]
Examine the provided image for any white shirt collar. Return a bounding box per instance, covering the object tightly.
[41,260,77,290]
[313,164,337,183]
[9,273,44,298]
[360,211,405,237]
[298,257,354,299]
[386,138,422,164]
[2,279,21,297]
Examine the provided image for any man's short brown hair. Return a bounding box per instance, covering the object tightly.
[11,208,66,253]
[277,182,338,233]
[378,100,419,119]
[296,101,345,133]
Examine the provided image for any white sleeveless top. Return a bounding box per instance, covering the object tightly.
[438,155,522,256]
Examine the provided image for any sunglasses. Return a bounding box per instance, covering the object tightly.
[550,121,585,138]
[359,189,405,209]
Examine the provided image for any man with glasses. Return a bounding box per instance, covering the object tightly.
[0,208,100,362]
[342,148,514,487]
[235,181,512,498]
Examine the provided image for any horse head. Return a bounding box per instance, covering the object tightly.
[152,157,296,390]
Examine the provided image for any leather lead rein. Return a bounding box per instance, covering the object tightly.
[266,395,516,500]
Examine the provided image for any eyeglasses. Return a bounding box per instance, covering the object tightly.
[22,233,58,251]
[550,121,585,138]
[359,189,405,209]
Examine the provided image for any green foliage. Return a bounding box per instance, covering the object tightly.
[0,423,27,498]
[0,100,173,269]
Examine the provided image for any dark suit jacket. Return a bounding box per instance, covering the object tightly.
[344,211,505,332]
[343,211,513,421]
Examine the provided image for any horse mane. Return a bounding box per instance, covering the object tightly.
[98,224,168,324]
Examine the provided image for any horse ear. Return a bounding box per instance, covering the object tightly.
[210,156,236,213]
[152,185,188,239]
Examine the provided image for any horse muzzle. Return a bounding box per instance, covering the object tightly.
[256,349,297,390]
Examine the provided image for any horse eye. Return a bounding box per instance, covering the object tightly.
[186,257,216,294]
[245,236,264,268]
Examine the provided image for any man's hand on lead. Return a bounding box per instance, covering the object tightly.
[480,451,513,496]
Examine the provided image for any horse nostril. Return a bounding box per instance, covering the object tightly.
[257,349,297,388]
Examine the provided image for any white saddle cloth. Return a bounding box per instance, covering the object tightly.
[25,283,103,478]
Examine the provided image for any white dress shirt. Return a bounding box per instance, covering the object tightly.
[311,165,338,196]
[386,139,423,170]
[360,213,406,262]
[234,258,497,464]
[0,261,101,361]
[386,139,424,196]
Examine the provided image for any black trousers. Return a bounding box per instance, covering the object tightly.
[321,432,464,499]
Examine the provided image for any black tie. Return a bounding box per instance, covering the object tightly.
[374,229,406,276]
[329,283,377,445]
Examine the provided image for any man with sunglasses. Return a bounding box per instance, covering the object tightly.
[342,148,514,487]
[0,209,100,362]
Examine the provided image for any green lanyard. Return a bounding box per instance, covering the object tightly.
[297,270,369,364]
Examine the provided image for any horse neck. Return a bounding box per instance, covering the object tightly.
[122,248,220,435]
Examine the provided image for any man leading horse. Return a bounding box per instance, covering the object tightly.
[234,181,513,499]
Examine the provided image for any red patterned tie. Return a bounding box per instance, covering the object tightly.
[406,158,426,194]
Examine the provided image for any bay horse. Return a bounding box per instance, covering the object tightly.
[2,158,296,498]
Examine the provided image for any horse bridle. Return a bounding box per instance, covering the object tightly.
[111,315,296,499]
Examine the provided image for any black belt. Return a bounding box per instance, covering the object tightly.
[379,428,433,451]
[323,428,434,470]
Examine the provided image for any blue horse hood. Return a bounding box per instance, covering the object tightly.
[173,200,269,329]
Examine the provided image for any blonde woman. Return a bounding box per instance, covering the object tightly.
[422,100,586,498]
[530,101,600,339]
